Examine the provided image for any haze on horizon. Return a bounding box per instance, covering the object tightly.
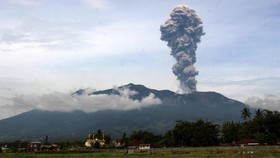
[0,0,280,119]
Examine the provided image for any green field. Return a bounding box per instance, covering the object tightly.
[1,146,280,158]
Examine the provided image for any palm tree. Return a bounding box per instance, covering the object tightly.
[255,109,263,118]
[241,107,251,122]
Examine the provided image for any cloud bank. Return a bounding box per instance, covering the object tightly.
[83,0,112,10]
[245,95,280,111]
[0,86,162,119]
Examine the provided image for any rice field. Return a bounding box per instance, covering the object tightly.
[1,146,280,158]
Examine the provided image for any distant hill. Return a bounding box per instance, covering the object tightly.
[0,83,248,142]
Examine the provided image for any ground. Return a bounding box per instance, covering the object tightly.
[0,146,280,158]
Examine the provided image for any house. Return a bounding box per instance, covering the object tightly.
[113,140,125,148]
[1,145,9,153]
[41,144,60,151]
[234,139,259,146]
[27,142,42,152]
[27,141,60,152]
[139,144,151,150]
[127,146,138,154]
[126,144,151,154]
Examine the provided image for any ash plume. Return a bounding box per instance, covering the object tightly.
[160,5,204,93]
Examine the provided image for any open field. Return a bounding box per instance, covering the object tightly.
[1,146,280,158]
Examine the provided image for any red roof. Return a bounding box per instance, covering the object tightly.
[235,139,258,145]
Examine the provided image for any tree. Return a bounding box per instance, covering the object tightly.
[255,132,265,145]
[120,132,129,147]
[255,109,263,118]
[95,129,103,139]
[262,110,280,138]
[171,120,219,147]
[221,121,242,143]
[239,108,280,144]
[265,133,277,145]
[162,130,176,147]
[104,134,111,144]
[129,130,162,147]
[241,107,251,122]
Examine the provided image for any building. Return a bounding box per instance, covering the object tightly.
[41,144,60,151]
[113,140,125,148]
[234,139,259,146]
[127,144,151,154]
[139,144,151,150]
[1,145,9,153]
[85,130,106,147]
[127,146,138,154]
[27,142,42,152]
[27,141,60,152]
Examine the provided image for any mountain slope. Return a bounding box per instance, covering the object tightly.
[0,83,247,141]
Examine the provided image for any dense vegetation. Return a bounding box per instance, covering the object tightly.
[1,108,279,153]
[118,108,280,148]
[119,119,220,148]
[222,108,280,145]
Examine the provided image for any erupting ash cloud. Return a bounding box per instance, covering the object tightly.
[160,5,204,93]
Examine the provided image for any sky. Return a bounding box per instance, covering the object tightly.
[0,0,280,119]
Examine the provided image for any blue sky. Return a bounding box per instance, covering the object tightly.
[0,0,280,119]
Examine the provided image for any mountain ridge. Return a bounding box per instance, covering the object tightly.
[0,83,248,141]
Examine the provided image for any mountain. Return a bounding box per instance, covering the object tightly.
[0,83,248,142]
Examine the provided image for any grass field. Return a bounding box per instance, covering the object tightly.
[1,146,280,158]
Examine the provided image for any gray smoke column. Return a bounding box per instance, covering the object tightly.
[160,5,204,93]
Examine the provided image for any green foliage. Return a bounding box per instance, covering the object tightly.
[104,134,111,144]
[241,107,251,121]
[122,120,219,147]
[254,132,265,145]
[129,130,162,147]
[255,109,263,118]
[221,109,280,145]
[165,120,219,147]
[58,141,70,150]
[265,133,277,145]
[1,108,279,151]
[95,130,103,139]
[4,141,28,153]
[120,132,129,148]
[221,121,242,143]
[123,110,280,147]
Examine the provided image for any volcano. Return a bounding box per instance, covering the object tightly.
[0,83,247,141]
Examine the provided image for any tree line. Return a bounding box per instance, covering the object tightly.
[1,108,280,152]
[222,108,280,145]
[118,108,280,147]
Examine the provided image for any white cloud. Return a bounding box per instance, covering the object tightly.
[0,89,35,119]
[83,0,112,10]
[78,21,161,57]
[0,0,279,120]
[198,77,280,102]
[0,86,162,120]
[6,0,40,6]
[245,95,280,111]
[0,19,165,96]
